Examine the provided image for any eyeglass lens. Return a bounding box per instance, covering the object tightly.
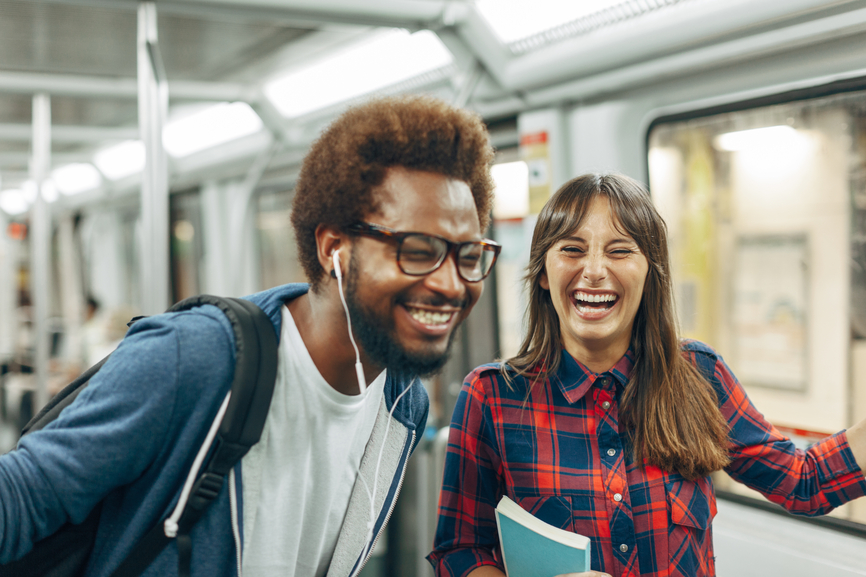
[399,234,495,281]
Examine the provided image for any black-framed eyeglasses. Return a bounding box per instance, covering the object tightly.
[347,222,501,282]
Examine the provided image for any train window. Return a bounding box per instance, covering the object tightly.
[647,90,866,526]
[170,189,204,303]
[256,188,306,289]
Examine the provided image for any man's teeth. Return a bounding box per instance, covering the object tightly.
[574,292,616,303]
[407,307,453,325]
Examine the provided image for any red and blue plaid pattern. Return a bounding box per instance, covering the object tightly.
[428,340,866,577]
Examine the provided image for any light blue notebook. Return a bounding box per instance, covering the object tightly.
[495,496,591,577]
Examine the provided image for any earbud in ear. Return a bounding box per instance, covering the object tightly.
[332,249,342,281]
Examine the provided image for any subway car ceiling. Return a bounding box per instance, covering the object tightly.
[5,0,866,567]
[3,0,866,214]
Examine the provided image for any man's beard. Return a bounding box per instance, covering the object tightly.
[343,250,464,379]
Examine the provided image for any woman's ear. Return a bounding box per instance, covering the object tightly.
[539,270,550,290]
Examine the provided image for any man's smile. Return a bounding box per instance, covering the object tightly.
[403,305,457,326]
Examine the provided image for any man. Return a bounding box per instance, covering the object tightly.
[0,95,497,577]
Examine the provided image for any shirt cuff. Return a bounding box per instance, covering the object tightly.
[812,431,866,491]
[427,547,502,577]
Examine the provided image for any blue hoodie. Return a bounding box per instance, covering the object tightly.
[0,283,429,577]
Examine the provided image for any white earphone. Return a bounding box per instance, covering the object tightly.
[332,249,342,280]
[332,248,365,394]
[328,246,412,576]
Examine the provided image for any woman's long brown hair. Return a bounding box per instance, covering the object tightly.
[504,174,730,480]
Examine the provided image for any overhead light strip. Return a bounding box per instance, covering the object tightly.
[264,29,453,119]
[507,0,689,55]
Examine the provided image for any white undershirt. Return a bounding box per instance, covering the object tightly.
[240,305,386,577]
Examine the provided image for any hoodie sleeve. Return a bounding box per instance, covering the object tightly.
[0,309,234,563]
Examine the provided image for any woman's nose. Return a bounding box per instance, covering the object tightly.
[582,251,608,282]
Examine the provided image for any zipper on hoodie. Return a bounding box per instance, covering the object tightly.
[354,430,415,576]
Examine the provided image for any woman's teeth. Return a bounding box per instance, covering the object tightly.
[573,292,617,310]
[407,307,453,325]
[574,292,617,303]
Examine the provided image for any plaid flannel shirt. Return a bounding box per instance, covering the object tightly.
[428,339,866,577]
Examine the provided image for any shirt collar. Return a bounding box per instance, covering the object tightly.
[551,348,635,404]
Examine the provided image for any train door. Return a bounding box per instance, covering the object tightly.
[648,87,866,528]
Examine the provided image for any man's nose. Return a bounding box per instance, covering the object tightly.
[424,254,467,301]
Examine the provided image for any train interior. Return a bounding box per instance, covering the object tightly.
[1,0,866,575]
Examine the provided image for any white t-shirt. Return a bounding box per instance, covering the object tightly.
[240,305,386,577]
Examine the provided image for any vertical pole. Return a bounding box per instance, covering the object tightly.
[0,210,15,364]
[137,1,170,314]
[57,216,83,366]
[229,143,277,296]
[30,93,51,411]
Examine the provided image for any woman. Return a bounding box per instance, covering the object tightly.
[428,174,866,577]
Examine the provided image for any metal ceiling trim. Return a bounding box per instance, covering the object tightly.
[0,70,248,100]
[0,123,139,142]
[0,152,92,169]
[507,0,688,55]
[29,0,466,29]
[471,2,866,118]
[528,4,866,104]
[487,0,857,92]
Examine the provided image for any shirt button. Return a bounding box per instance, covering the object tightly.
[601,401,611,410]
[620,544,629,553]
[613,493,622,502]
[607,448,616,457]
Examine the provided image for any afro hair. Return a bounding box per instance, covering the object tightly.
[290,94,495,290]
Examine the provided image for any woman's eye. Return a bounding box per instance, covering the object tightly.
[610,248,634,257]
[561,246,584,254]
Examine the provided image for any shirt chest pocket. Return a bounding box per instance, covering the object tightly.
[663,473,717,577]
[511,495,575,533]
[501,421,597,498]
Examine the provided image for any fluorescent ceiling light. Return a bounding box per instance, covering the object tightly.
[41,180,59,203]
[476,0,625,43]
[52,163,102,195]
[264,29,453,118]
[0,189,30,215]
[94,140,146,180]
[713,125,803,151]
[492,161,530,220]
[163,102,263,158]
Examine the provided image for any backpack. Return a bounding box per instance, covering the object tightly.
[0,295,279,577]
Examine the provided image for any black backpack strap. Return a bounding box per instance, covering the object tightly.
[110,296,278,577]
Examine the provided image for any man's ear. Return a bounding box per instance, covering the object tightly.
[314,224,347,279]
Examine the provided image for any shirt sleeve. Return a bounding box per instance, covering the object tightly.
[708,353,866,515]
[427,370,505,577]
